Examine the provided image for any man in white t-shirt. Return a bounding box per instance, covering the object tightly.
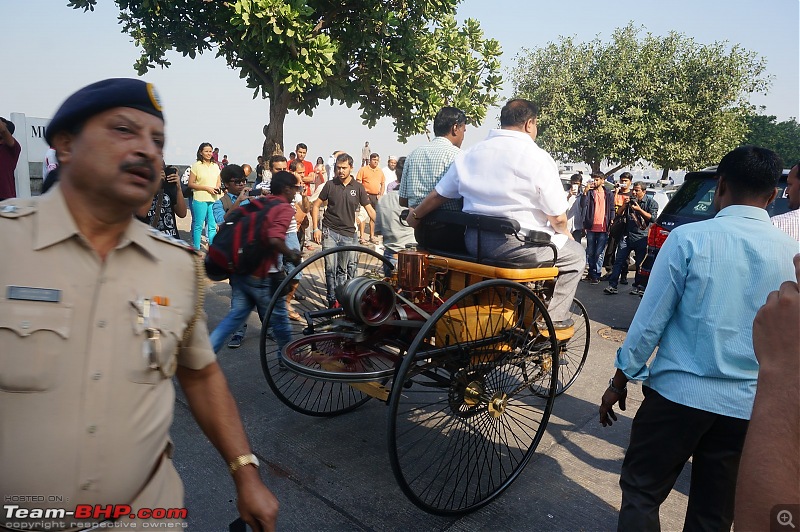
[408,99,585,328]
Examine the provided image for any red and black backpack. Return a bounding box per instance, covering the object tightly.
[204,197,282,281]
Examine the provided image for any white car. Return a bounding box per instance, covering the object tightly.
[646,187,677,218]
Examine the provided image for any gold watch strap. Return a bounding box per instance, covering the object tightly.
[228,453,259,475]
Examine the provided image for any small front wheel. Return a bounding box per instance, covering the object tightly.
[261,245,392,416]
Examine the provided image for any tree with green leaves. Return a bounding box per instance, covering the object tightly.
[510,23,769,176]
[68,0,502,156]
[743,112,800,166]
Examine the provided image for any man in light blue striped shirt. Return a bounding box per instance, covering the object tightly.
[399,106,466,211]
[598,146,797,531]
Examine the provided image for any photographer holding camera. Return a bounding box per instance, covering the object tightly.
[136,164,188,238]
[213,164,252,223]
[604,181,658,295]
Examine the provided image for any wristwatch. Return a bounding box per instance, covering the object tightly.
[608,377,627,395]
[229,453,260,475]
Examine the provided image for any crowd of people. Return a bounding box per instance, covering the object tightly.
[1,78,798,532]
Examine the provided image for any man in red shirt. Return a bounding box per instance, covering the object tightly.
[295,143,314,194]
[0,117,21,200]
[208,171,302,353]
[581,172,614,284]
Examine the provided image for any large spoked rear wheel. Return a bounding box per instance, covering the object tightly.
[261,245,393,416]
[555,298,590,395]
[387,279,559,515]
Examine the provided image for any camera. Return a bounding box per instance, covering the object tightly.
[164,165,178,176]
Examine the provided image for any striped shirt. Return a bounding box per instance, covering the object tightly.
[615,205,796,419]
[399,137,461,210]
[770,209,800,242]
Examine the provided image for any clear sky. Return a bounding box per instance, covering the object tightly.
[2,0,797,169]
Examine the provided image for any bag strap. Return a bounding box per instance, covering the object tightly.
[181,252,206,348]
[221,194,233,213]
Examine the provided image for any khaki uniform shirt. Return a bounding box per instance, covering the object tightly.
[0,187,216,527]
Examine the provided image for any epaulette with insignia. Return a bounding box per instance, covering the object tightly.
[146,227,199,255]
[0,201,37,219]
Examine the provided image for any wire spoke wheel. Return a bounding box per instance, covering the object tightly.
[261,245,393,416]
[555,298,590,395]
[388,279,559,515]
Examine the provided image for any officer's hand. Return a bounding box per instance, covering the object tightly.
[599,387,626,427]
[236,477,279,532]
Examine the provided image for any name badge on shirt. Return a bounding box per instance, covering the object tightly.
[6,286,62,303]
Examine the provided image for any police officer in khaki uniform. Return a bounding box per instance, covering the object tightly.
[0,79,278,531]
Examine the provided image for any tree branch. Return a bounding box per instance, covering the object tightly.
[241,56,273,90]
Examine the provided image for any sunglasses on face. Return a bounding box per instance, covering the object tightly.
[231,179,247,185]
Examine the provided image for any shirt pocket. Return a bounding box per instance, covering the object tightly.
[0,301,72,392]
[126,306,186,384]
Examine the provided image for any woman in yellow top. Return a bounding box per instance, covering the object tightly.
[188,142,222,250]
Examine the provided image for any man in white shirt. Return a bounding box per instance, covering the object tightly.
[771,163,799,242]
[383,155,399,192]
[408,99,586,328]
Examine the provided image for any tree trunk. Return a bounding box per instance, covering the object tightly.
[262,91,291,158]
[661,167,670,181]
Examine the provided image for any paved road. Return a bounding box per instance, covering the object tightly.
[170,234,691,530]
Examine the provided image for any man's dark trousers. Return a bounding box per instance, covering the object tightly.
[618,387,748,532]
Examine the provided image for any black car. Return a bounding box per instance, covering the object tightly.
[639,168,792,282]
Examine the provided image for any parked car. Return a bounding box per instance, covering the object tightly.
[638,168,792,284]
[645,186,678,218]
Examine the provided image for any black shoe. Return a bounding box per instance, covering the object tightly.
[599,273,611,281]
[227,333,244,349]
[588,278,600,285]
[619,278,628,285]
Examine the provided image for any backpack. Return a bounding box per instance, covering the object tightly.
[204,197,282,281]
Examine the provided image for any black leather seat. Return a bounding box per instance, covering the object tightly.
[415,210,557,268]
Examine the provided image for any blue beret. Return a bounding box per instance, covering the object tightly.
[45,78,164,144]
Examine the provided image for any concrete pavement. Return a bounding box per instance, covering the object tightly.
[172,216,690,530]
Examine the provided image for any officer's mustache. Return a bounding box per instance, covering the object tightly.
[120,160,156,182]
